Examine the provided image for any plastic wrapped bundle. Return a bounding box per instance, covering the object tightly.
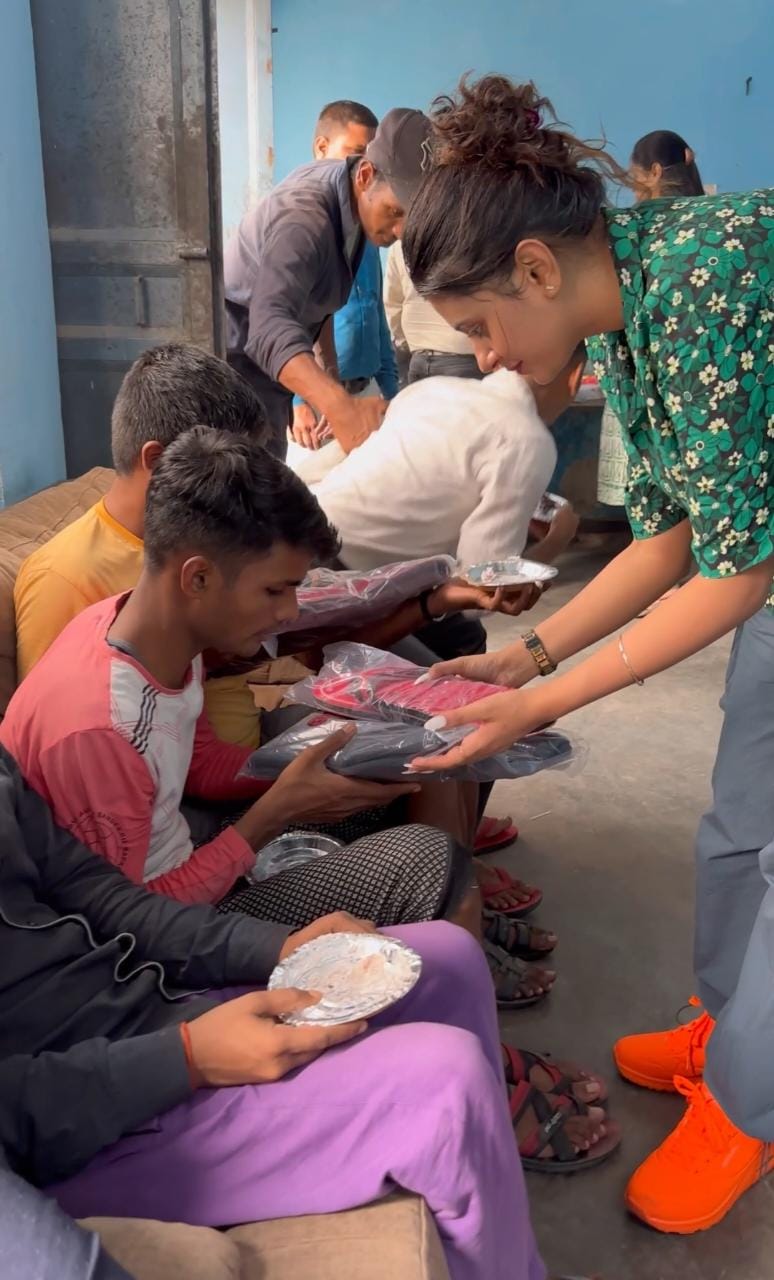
[240,712,579,783]
[287,641,511,725]
[272,556,455,637]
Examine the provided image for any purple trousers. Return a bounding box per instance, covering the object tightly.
[51,923,545,1280]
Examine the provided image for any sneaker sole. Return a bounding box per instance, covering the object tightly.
[626,1146,774,1234]
[613,1051,700,1093]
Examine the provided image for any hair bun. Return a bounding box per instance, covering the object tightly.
[431,75,567,177]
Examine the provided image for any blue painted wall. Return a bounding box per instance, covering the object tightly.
[0,1,65,503]
[272,0,774,192]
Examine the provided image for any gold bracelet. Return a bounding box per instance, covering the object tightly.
[618,633,644,686]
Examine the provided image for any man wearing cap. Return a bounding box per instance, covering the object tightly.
[224,108,431,458]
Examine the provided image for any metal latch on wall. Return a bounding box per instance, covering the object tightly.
[176,244,210,260]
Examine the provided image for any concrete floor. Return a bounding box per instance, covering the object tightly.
[483,544,774,1280]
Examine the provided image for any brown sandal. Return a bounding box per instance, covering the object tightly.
[483,908,557,960]
[510,1081,621,1174]
[483,940,555,1008]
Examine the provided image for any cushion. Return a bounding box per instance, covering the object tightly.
[84,1194,450,1280]
[0,468,113,710]
[81,1217,241,1280]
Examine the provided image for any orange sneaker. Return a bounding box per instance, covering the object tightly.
[626,1077,774,1234]
[613,998,714,1091]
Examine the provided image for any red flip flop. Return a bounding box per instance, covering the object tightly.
[480,864,542,918]
[474,816,520,854]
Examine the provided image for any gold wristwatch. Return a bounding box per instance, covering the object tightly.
[521,629,556,676]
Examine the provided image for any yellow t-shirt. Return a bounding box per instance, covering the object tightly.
[13,499,271,748]
[15,500,143,681]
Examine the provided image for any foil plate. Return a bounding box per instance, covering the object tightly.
[463,556,558,589]
[268,932,422,1026]
[249,831,343,883]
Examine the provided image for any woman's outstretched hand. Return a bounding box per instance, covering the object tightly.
[424,640,541,691]
[408,687,546,773]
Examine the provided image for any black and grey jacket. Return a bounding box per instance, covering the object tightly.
[0,749,289,1186]
[223,157,365,380]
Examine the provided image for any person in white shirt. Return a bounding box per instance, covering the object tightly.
[312,356,583,576]
[384,239,481,383]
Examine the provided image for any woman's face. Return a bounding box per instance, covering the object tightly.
[431,272,581,387]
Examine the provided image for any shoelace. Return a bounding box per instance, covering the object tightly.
[669,1076,731,1161]
[669,996,713,1073]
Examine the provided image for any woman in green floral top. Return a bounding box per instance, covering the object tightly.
[402,74,774,1236]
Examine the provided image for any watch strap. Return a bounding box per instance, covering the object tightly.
[521,629,556,676]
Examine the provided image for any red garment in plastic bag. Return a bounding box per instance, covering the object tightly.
[273,557,455,638]
[287,642,509,725]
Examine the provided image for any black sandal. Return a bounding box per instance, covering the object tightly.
[483,907,557,961]
[483,939,555,1008]
[510,1081,622,1174]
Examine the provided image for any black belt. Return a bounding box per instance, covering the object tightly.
[342,376,371,394]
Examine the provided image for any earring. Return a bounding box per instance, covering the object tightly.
[545,285,557,295]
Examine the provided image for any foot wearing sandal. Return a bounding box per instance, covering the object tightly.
[625,1077,774,1233]
[502,1045,607,1106]
[510,1080,622,1173]
[482,939,555,1008]
[483,908,557,961]
[474,859,542,917]
[614,997,714,1092]
[474,815,519,854]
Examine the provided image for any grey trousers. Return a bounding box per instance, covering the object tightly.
[696,607,774,1136]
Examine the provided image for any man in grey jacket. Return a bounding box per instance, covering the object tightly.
[0,746,355,1189]
[0,749,539,1280]
[224,108,431,458]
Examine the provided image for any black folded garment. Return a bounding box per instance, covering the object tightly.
[241,713,578,784]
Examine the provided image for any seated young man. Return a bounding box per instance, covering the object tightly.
[1,429,480,933]
[0,751,548,1280]
[14,342,278,748]
[15,344,268,680]
[312,353,584,577]
[14,340,539,749]
[2,432,614,1168]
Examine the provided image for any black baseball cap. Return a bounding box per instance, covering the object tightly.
[365,108,433,208]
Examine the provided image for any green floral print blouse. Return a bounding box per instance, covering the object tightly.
[588,190,774,601]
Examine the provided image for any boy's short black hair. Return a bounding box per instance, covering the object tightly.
[315,100,378,140]
[111,343,269,474]
[143,427,340,573]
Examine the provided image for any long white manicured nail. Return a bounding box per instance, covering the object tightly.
[425,715,447,732]
[413,672,432,685]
